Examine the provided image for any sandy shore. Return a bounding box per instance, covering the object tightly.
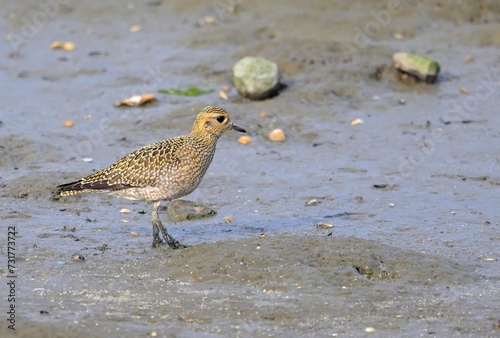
[1,1,499,337]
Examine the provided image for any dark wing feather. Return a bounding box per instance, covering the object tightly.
[56,180,132,193]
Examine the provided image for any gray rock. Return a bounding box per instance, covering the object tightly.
[167,199,216,222]
[393,52,440,84]
[232,56,280,100]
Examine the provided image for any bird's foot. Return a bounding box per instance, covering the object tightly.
[152,236,163,248]
[151,214,188,249]
[151,234,188,249]
[165,236,189,250]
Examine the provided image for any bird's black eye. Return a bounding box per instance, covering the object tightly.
[216,115,225,123]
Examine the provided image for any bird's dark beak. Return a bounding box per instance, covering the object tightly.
[231,123,246,133]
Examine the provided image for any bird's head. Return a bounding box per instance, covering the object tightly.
[192,106,246,139]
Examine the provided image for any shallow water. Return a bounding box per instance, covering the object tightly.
[1,1,500,337]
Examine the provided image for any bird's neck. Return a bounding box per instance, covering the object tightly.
[189,132,219,148]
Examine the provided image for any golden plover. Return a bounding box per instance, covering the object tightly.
[57,106,246,249]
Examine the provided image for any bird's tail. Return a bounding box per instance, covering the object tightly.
[57,179,132,196]
[56,181,85,196]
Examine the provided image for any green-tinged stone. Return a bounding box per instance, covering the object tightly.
[232,56,280,100]
[393,52,440,84]
[158,87,214,96]
[167,199,216,222]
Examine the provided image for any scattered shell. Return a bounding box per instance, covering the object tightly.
[63,120,74,127]
[198,16,217,25]
[365,327,376,333]
[268,128,286,142]
[130,231,140,237]
[83,114,93,119]
[463,54,475,63]
[305,198,320,206]
[350,118,364,125]
[63,42,76,51]
[51,41,75,51]
[115,93,156,107]
[221,85,231,92]
[120,208,131,214]
[259,234,266,238]
[219,90,228,100]
[151,331,157,337]
[223,216,234,223]
[82,157,93,163]
[121,219,129,223]
[485,258,495,262]
[130,25,142,32]
[316,222,333,229]
[259,111,269,117]
[238,135,252,144]
[393,32,404,40]
[460,86,469,94]
[50,41,63,49]
[71,253,85,262]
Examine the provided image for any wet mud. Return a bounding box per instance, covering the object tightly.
[1,0,499,337]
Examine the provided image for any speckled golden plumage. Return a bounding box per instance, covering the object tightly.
[57,106,246,249]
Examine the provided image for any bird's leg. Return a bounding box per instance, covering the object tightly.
[151,200,187,249]
[151,201,163,247]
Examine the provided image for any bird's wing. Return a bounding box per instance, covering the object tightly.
[58,138,184,193]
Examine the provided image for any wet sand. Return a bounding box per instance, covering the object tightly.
[1,1,500,337]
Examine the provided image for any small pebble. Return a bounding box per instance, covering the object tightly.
[63,120,74,127]
[130,231,140,237]
[393,52,440,84]
[238,135,252,144]
[82,157,93,163]
[365,327,376,333]
[120,208,131,214]
[151,331,158,337]
[259,234,266,238]
[223,216,234,223]
[399,98,406,105]
[232,56,280,100]
[259,111,269,117]
[354,196,364,203]
[71,253,85,262]
[316,222,333,229]
[268,129,286,142]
